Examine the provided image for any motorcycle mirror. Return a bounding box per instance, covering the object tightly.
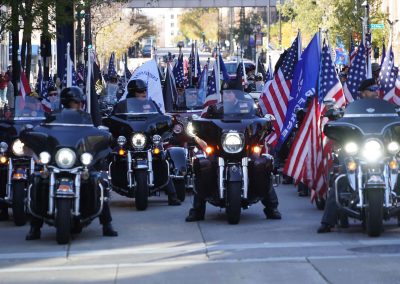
[396,107,400,116]
[192,114,199,120]
[98,125,109,131]
[264,114,276,121]
[323,98,336,107]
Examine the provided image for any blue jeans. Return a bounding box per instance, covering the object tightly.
[0,88,6,103]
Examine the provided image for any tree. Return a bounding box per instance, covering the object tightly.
[178,8,219,44]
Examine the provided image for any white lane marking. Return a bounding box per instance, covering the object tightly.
[2,254,400,273]
[1,238,400,260]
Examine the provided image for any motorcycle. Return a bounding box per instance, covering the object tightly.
[103,97,187,210]
[324,98,400,237]
[0,96,46,226]
[191,90,275,224]
[20,109,112,244]
[168,88,205,199]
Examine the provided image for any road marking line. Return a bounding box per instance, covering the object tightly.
[2,253,400,273]
[1,238,400,260]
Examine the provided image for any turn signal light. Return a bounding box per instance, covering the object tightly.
[153,148,160,155]
[205,146,213,155]
[347,161,357,171]
[118,149,126,156]
[252,146,261,154]
[0,156,7,164]
[389,160,398,170]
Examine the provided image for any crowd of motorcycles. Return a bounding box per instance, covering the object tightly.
[1,81,400,245]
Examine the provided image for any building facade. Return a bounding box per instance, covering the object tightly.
[381,0,400,62]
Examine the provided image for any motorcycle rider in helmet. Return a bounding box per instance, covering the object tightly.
[114,79,182,205]
[26,87,118,240]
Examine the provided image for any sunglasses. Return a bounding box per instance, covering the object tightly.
[366,86,379,92]
[48,92,58,97]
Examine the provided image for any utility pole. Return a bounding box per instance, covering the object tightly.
[279,0,282,49]
[11,0,19,98]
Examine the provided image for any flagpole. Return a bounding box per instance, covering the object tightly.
[66,42,72,87]
[216,45,221,100]
[86,47,92,114]
[255,52,259,74]
[194,40,198,78]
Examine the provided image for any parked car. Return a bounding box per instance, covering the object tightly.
[223,61,256,80]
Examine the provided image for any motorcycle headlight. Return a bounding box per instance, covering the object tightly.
[12,139,25,156]
[131,133,146,149]
[0,142,8,153]
[222,132,244,154]
[186,122,195,137]
[387,141,400,155]
[117,136,127,147]
[362,140,383,162]
[152,135,162,145]
[55,148,76,169]
[39,152,51,164]
[173,124,183,134]
[344,142,358,155]
[80,153,93,166]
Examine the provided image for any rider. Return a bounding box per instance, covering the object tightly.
[186,89,282,222]
[317,78,380,233]
[115,79,182,206]
[26,87,118,240]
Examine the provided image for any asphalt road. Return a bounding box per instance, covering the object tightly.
[1,184,400,283]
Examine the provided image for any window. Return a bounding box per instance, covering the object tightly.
[171,32,174,36]
[171,14,174,19]
[171,22,174,27]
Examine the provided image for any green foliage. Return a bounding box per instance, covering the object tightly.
[279,0,389,49]
[179,8,218,43]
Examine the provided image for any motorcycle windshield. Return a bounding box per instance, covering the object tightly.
[43,109,94,126]
[115,98,159,115]
[325,99,400,142]
[8,96,46,120]
[222,90,257,118]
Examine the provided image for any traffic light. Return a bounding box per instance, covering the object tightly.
[374,46,379,59]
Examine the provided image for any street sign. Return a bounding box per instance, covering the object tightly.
[370,23,384,29]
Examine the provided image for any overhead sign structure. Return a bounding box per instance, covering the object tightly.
[370,23,384,30]
[128,0,278,8]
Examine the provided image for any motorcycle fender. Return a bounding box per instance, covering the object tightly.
[365,174,385,190]
[167,147,187,175]
[226,164,242,182]
[12,167,28,180]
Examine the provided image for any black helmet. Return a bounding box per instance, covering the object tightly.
[255,73,263,81]
[60,86,85,107]
[127,79,147,96]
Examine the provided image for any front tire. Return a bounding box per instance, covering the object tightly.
[365,189,384,237]
[12,181,27,226]
[55,199,72,245]
[226,181,242,225]
[174,179,186,202]
[135,170,148,211]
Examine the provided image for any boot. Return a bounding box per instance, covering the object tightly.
[263,208,282,220]
[185,208,205,222]
[26,226,41,240]
[168,194,181,206]
[317,223,332,233]
[103,223,118,237]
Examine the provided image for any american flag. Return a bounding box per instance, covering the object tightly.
[36,60,43,95]
[283,97,323,196]
[349,36,357,66]
[62,65,77,87]
[18,68,31,109]
[343,43,366,102]
[380,45,400,105]
[173,53,187,87]
[365,32,372,77]
[219,54,230,83]
[259,34,300,146]
[234,61,247,91]
[108,52,117,78]
[201,61,220,116]
[189,44,201,80]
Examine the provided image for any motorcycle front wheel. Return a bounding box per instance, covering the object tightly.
[225,181,242,225]
[12,181,27,226]
[56,199,72,245]
[134,170,148,211]
[174,179,186,202]
[365,189,384,237]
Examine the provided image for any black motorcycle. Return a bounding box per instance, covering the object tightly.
[103,97,187,210]
[191,90,275,224]
[0,97,46,226]
[324,99,400,237]
[168,88,204,198]
[20,109,112,244]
